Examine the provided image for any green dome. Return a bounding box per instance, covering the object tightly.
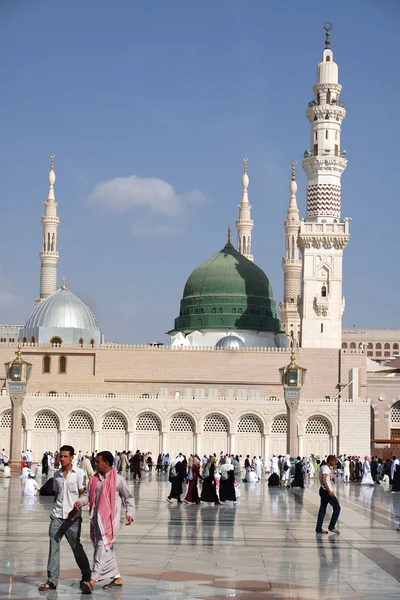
[170,245,281,334]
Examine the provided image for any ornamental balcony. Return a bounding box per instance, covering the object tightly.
[303,148,347,159]
[307,99,345,109]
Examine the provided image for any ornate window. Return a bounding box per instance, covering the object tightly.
[59,356,67,374]
[341,342,347,349]
[367,342,373,349]
[394,344,399,351]
[102,412,127,431]
[43,355,51,373]
[34,410,58,429]
[68,411,93,430]
[271,415,287,434]
[0,411,25,428]
[237,415,262,433]
[305,416,330,435]
[350,342,356,349]
[51,337,62,346]
[204,414,228,432]
[391,402,400,424]
[384,343,390,350]
[136,413,161,431]
[170,413,194,432]
[376,343,382,350]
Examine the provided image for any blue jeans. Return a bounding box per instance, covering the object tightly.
[316,488,341,532]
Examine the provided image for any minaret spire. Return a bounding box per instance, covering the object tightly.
[236,157,254,262]
[298,24,350,349]
[278,162,302,347]
[37,154,60,302]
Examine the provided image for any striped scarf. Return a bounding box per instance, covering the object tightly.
[88,468,117,549]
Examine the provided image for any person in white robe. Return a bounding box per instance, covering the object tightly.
[282,455,292,487]
[23,475,40,496]
[81,453,95,480]
[255,457,263,480]
[308,458,315,479]
[73,451,135,593]
[343,458,350,484]
[361,456,374,485]
[34,463,43,478]
[246,468,259,483]
[270,454,279,475]
[20,466,31,480]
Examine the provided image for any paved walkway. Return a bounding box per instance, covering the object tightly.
[0,473,400,599]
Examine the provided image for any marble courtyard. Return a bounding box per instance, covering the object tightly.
[1,474,400,599]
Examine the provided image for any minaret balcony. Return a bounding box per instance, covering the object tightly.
[303,148,346,159]
[307,99,345,109]
[314,295,329,317]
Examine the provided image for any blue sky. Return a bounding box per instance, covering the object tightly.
[0,1,399,343]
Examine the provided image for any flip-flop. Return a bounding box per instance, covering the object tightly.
[103,580,123,590]
[38,581,57,591]
[329,528,340,534]
[316,530,328,534]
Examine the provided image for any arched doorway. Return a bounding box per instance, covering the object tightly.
[203,414,229,456]
[101,412,128,452]
[135,413,161,455]
[67,411,93,454]
[270,415,287,455]
[169,413,195,458]
[304,416,331,458]
[390,401,400,441]
[236,415,263,459]
[0,410,26,458]
[33,410,59,460]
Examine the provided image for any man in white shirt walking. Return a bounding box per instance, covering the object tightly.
[316,455,341,535]
[39,445,91,592]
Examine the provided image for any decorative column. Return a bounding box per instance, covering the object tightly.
[128,432,134,451]
[4,346,32,474]
[229,433,235,455]
[8,385,26,471]
[161,431,168,454]
[59,429,65,448]
[280,351,306,457]
[195,433,201,456]
[93,431,100,452]
[298,434,304,457]
[25,429,32,452]
[331,435,337,456]
[263,433,269,462]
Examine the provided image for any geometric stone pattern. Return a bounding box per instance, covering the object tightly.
[67,411,93,430]
[136,413,161,431]
[0,410,26,429]
[391,401,400,424]
[170,413,195,432]
[307,183,341,218]
[237,415,262,433]
[101,411,127,430]
[34,410,58,429]
[204,414,229,432]
[271,415,287,433]
[305,416,330,434]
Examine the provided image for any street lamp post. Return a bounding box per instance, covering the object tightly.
[279,351,306,457]
[4,345,32,473]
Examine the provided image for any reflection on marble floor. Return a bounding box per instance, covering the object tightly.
[0,473,400,599]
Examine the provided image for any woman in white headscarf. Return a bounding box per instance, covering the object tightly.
[282,455,292,487]
[219,458,236,502]
[166,454,185,503]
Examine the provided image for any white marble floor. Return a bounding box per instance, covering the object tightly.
[0,473,400,599]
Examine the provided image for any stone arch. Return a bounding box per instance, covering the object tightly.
[34,410,60,430]
[168,411,196,458]
[202,413,229,456]
[299,411,337,436]
[100,407,130,431]
[101,411,128,431]
[390,400,400,432]
[236,414,264,459]
[31,406,62,430]
[166,409,198,433]
[135,412,162,431]
[201,412,231,433]
[384,398,400,422]
[67,410,94,430]
[31,409,59,460]
[302,414,333,458]
[66,410,94,456]
[133,412,162,456]
[269,413,288,455]
[0,409,26,430]
[100,411,128,453]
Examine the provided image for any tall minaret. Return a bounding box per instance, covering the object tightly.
[298,24,350,348]
[236,157,254,262]
[278,161,302,347]
[38,154,59,301]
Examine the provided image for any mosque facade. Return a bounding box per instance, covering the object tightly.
[1,26,399,462]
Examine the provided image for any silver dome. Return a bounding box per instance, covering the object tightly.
[20,286,102,345]
[216,335,245,349]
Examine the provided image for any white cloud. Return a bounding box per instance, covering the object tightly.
[89,175,207,237]
[89,175,206,216]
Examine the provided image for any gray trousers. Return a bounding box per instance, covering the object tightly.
[47,515,91,586]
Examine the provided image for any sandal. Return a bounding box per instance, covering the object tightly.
[329,528,340,534]
[38,581,57,591]
[80,580,93,594]
[103,579,123,590]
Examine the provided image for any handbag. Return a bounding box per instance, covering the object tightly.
[186,467,193,481]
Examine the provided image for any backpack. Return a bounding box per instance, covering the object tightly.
[283,463,289,471]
